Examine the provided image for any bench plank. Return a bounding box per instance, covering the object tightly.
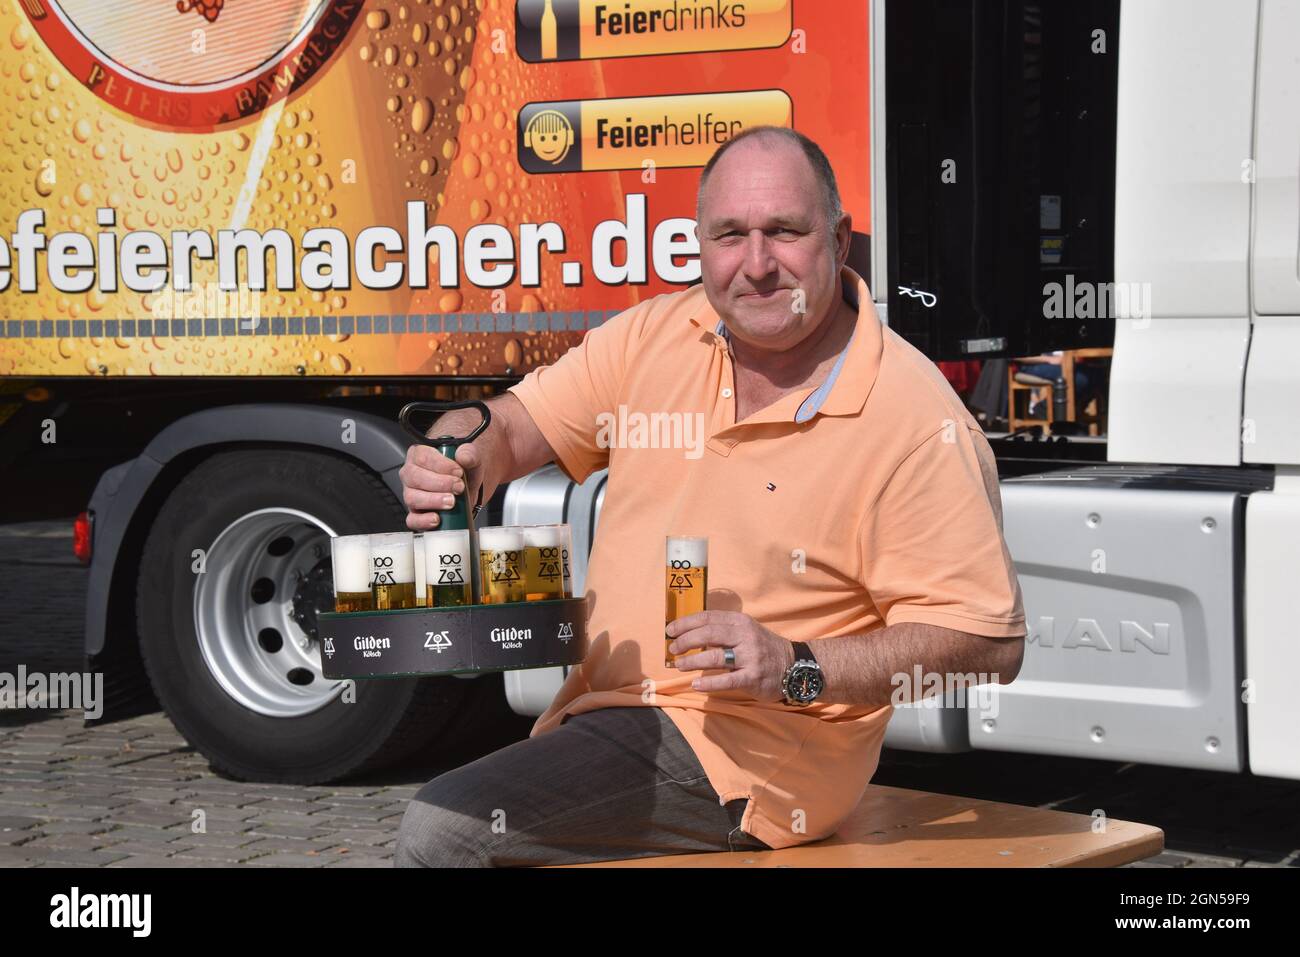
[548,784,1164,867]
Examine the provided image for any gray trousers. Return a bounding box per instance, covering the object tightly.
[394,705,771,867]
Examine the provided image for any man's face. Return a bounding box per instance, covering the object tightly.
[696,137,851,353]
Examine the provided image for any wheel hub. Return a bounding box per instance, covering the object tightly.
[193,507,347,717]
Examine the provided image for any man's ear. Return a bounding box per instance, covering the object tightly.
[835,212,853,267]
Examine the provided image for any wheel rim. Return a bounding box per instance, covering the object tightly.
[193,507,347,718]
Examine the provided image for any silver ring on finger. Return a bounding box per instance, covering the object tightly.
[723,647,736,669]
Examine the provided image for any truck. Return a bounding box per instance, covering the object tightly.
[1,0,1296,786]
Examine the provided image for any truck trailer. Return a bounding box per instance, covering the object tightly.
[1,0,1296,786]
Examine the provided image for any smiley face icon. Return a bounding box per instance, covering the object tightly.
[524,110,575,165]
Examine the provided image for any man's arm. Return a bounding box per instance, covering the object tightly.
[792,621,1025,709]
[401,392,557,531]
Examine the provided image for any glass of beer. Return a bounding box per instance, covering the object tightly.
[666,536,708,667]
[424,528,473,607]
[522,525,566,601]
[330,534,374,612]
[552,523,574,598]
[413,532,427,607]
[478,526,527,604]
[369,532,417,610]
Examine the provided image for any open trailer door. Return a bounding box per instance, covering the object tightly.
[882,0,1120,361]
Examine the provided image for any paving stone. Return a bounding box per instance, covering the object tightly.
[170,846,265,864]
[243,824,336,841]
[18,833,120,852]
[322,829,394,847]
[0,815,43,831]
[244,853,333,868]
[22,847,131,866]
[94,839,188,856]
[29,819,116,836]
[100,808,195,828]
[96,823,191,844]
[324,856,393,867]
[167,832,263,849]
[316,805,395,822]
[235,837,343,855]
[105,855,213,868]
[182,806,260,822]
[0,846,44,865]
[242,812,323,828]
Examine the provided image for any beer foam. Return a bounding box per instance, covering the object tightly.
[666,537,707,567]
[522,525,563,547]
[424,528,470,568]
[478,526,526,551]
[330,534,372,593]
[369,532,415,583]
[413,533,427,593]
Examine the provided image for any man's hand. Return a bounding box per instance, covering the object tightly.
[665,610,795,700]
[400,442,480,531]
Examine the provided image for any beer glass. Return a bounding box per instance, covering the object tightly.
[478,526,527,604]
[413,532,427,607]
[522,525,566,601]
[369,531,417,610]
[552,523,574,598]
[424,528,473,607]
[330,534,374,612]
[665,536,707,667]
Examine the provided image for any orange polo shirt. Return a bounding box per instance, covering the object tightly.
[506,264,1025,850]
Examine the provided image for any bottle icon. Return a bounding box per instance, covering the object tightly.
[541,0,558,60]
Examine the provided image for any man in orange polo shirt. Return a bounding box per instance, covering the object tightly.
[395,126,1026,867]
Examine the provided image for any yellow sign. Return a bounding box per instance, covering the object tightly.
[516,0,793,62]
[518,90,793,173]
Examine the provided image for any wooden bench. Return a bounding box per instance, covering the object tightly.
[549,783,1164,867]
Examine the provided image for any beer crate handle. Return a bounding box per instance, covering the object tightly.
[397,401,489,588]
[398,400,491,451]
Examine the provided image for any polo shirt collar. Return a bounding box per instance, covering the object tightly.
[687,264,883,421]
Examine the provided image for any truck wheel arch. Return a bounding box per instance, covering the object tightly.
[84,403,411,719]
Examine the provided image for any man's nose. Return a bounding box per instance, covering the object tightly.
[741,231,778,280]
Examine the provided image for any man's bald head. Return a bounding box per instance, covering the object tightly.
[692,126,853,356]
[696,126,843,234]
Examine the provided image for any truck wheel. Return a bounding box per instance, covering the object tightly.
[135,448,472,784]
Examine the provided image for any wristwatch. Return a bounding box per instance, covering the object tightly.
[781,641,824,707]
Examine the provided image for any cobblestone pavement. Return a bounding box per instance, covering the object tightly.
[1,520,1297,868]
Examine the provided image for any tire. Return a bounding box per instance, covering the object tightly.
[135,448,473,784]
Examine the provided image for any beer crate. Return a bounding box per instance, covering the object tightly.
[315,596,588,680]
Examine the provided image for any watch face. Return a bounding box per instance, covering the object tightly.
[789,665,823,702]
